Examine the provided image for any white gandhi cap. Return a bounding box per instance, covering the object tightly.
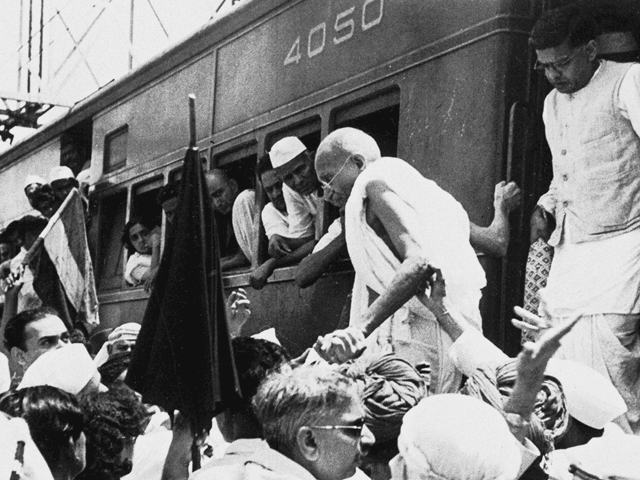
[49,166,74,183]
[19,343,107,395]
[546,358,627,429]
[269,136,307,168]
[23,174,46,190]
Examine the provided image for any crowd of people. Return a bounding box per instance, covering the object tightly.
[0,4,639,480]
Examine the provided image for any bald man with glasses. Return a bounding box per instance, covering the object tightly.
[310,127,524,394]
[529,5,640,434]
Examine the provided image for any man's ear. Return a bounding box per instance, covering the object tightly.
[586,39,598,61]
[296,426,320,461]
[230,179,239,195]
[352,154,365,171]
[10,346,27,367]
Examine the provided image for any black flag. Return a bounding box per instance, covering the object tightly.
[125,142,241,431]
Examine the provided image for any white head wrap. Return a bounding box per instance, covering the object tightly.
[269,137,307,168]
[390,394,524,480]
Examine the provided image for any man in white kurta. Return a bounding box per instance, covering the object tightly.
[529,6,640,434]
[313,128,486,394]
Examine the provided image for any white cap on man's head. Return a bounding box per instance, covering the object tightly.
[269,137,307,168]
[23,174,46,190]
[49,166,74,183]
[18,343,107,395]
[545,359,627,429]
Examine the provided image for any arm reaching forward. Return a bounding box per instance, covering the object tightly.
[314,179,436,363]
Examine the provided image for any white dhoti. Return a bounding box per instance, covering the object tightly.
[550,313,640,434]
[540,228,640,434]
[231,190,259,264]
[345,158,486,394]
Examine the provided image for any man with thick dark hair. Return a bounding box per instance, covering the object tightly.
[0,385,86,480]
[2,307,70,374]
[528,5,640,434]
[77,384,149,480]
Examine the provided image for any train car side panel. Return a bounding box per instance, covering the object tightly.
[91,53,216,186]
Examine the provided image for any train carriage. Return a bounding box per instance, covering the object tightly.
[0,0,638,357]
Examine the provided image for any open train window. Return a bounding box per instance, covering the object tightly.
[262,118,322,264]
[332,88,400,156]
[325,89,401,227]
[97,190,127,292]
[169,168,182,185]
[211,143,258,272]
[266,117,322,154]
[104,126,128,173]
[212,142,258,191]
[132,177,163,226]
[61,119,92,175]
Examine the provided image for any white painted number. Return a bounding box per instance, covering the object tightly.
[362,0,383,31]
[284,0,384,66]
[284,36,302,65]
[334,7,355,45]
[308,23,326,58]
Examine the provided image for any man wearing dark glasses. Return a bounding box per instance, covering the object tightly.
[529,5,640,434]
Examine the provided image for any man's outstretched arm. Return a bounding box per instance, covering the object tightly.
[314,179,433,363]
[469,181,521,257]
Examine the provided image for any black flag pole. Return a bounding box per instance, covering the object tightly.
[188,94,197,149]
[188,93,202,471]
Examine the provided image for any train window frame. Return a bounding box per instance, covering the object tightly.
[95,189,129,293]
[104,125,129,173]
[264,116,322,153]
[261,117,323,261]
[210,142,259,272]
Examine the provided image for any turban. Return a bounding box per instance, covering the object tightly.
[495,360,569,441]
[340,353,427,452]
[390,394,528,480]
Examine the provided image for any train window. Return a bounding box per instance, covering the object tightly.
[169,167,182,184]
[97,190,127,292]
[211,144,258,271]
[332,88,400,156]
[104,126,128,173]
[213,142,258,192]
[61,119,92,175]
[266,117,322,153]
[325,89,401,227]
[261,118,322,264]
[132,177,163,226]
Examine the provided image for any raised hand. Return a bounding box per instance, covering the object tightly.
[226,288,251,337]
[313,326,366,364]
[494,180,522,215]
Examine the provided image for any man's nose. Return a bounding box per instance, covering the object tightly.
[546,68,562,81]
[360,424,376,450]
